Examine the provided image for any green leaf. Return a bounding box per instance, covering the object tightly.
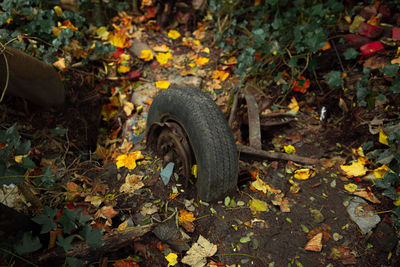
[16,140,31,155]
[362,141,374,151]
[383,64,399,77]
[56,235,75,252]
[50,127,67,137]
[37,167,56,188]
[393,206,400,218]
[32,206,58,234]
[383,187,397,200]
[14,232,41,255]
[0,165,26,186]
[79,225,103,249]
[343,48,359,60]
[58,208,80,234]
[326,70,343,89]
[22,157,36,169]
[66,257,83,267]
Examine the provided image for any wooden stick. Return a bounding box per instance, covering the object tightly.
[244,91,262,150]
[39,224,155,264]
[237,144,319,165]
[228,91,239,128]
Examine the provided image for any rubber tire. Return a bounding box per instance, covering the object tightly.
[146,86,238,202]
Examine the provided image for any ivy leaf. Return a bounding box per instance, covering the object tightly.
[66,257,83,267]
[50,127,67,137]
[37,167,56,188]
[326,70,343,89]
[56,235,76,252]
[32,206,58,234]
[393,206,400,218]
[16,140,31,155]
[343,48,359,60]
[58,208,80,234]
[1,165,26,186]
[14,232,42,255]
[383,64,399,77]
[79,225,103,249]
[383,187,398,200]
[22,157,36,169]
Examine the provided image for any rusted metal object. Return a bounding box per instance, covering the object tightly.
[147,121,193,181]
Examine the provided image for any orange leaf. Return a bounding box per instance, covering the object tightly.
[179,209,196,223]
[292,76,310,93]
[305,232,323,252]
[167,29,181,39]
[101,206,118,218]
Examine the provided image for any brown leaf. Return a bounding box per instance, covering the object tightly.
[305,232,323,252]
[101,206,118,218]
[182,220,195,233]
[363,56,387,69]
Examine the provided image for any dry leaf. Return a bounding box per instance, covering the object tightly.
[353,187,381,203]
[271,193,291,212]
[84,195,103,207]
[379,126,389,145]
[101,206,118,218]
[373,165,388,179]
[53,57,67,71]
[294,168,315,180]
[119,174,144,193]
[194,57,209,66]
[118,65,130,73]
[179,209,196,223]
[165,253,178,266]
[250,176,281,195]
[340,159,368,177]
[156,52,173,65]
[138,49,154,61]
[288,97,299,112]
[153,44,170,52]
[155,80,170,89]
[284,144,296,154]
[116,151,144,170]
[249,199,269,213]
[181,235,217,267]
[96,26,109,40]
[305,232,323,252]
[168,29,181,39]
[344,183,358,193]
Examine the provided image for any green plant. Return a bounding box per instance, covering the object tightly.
[0,123,56,187]
[0,0,115,64]
[209,0,343,86]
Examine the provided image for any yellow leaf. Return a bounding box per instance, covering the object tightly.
[53,57,67,71]
[394,196,400,206]
[165,253,178,267]
[168,29,181,39]
[14,155,25,164]
[379,126,389,146]
[153,44,170,52]
[288,97,299,112]
[155,80,170,89]
[340,159,368,177]
[96,26,109,40]
[139,49,154,61]
[54,6,62,17]
[191,164,198,178]
[284,144,296,154]
[179,209,196,223]
[212,70,229,81]
[156,52,173,65]
[118,220,128,231]
[250,199,269,213]
[373,165,388,179]
[115,151,144,170]
[109,32,128,48]
[344,183,358,193]
[250,177,281,195]
[118,65,130,73]
[194,57,209,66]
[6,17,13,24]
[201,47,210,54]
[294,168,315,180]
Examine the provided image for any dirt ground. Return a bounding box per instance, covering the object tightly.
[1,85,399,266]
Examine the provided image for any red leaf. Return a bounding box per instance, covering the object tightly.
[360,41,385,57]
[358,22,383,38]
[393,27,400,40]
[128,70,141,80]
[345,34,371,49]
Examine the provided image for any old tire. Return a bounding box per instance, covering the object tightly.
[146,86,238,202]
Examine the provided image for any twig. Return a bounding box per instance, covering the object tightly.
[0,248,40,267]
[237,144,319,165]
[228,91,239,128]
